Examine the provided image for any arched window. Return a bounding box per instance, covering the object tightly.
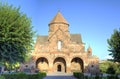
[58,40,62,50]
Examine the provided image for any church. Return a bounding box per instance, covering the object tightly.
[31,12,99,73]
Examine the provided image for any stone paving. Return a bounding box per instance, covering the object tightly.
[43,76,77,79]
[43,72,77,79]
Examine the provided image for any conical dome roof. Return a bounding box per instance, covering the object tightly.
[49,11,69,25]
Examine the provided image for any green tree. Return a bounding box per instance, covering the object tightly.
[0,2,35,68]
[106,65,115,74]
[99,60,120,74]
[99,61,112,73]
[107,29,120,63]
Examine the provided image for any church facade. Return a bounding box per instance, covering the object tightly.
[32,12,99,73]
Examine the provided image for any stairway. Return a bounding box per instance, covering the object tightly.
[43,72,77,79]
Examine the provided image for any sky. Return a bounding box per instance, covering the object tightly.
[1,0,120,60]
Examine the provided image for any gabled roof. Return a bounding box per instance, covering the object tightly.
[49,11,69,25]
[48,27,69,40]
[36,35,48,44]
[36,34,83,45]
[70,34,83,44]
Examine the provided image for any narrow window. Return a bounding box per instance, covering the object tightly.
[58,40,62,50]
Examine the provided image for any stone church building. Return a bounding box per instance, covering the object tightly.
[31,12,99,73]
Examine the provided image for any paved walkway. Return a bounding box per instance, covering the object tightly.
[43,76,77,79]
[43,72,77,79]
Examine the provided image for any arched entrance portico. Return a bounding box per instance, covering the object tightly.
[71,57,84,72]
[53,57,66,72]
[36,57,49,72]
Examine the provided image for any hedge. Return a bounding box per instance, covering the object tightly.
[73,72,120,79]
[1,72,46,79]
[73,72,84,79]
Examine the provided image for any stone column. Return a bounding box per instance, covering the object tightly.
[48,59,54,73]
[66,66,71,73]
[66,60,71,73]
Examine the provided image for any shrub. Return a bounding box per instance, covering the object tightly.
[115,75,120,79]
[73,72,84,79]
[84,76,88,79]
[0,75,5,79]
[27,72,46,79]
[106,66,115,74]
[39,72,46,78]
[107,75,115,79]
[2,72,46,79]
[28,74,40,79]
[2,73,27,79]
[95,75,99,79]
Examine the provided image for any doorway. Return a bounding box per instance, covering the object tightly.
[53,57,66,72]
[57,65,61,72]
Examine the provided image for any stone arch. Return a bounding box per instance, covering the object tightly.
[71,57,84,72]
[53,57,66,72]
[36,57,49,72]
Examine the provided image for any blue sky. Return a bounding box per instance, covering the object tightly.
[1,0,120,60]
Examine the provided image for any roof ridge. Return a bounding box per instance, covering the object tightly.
[70,34,81,35]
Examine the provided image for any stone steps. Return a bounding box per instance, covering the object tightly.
[47,72,73,76]
[43,72,77,79]
[43,76,77,79]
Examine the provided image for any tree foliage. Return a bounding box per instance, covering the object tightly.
[106,65,115,74]
[107,29,120,63]
[0,2,35,67]
[99,61,120,74]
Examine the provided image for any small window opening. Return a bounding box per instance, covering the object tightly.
[58,40,62,50]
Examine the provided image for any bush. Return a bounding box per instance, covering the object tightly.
[95,75,99,79]
[106,66,115,74]
[2,73,27,79]
[73,72,84,79]
[0,75,5,79]
[84,76,88,79]
[1,72,46,79]
[39,72,46,78]
[115,75,119,79]
[107,75,115,79]
[28,74,40,79]
[27,72,46,79]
